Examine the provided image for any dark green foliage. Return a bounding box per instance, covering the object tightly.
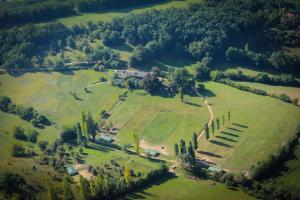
[11,143,26,157]
[0,96,11,112]
[60,126,78,143]
[38,141,48,151]
[0,172,34,198]
[140,73,163,94]
[174,143,179,156]
[12,126,27,141]
[27,130,39,143]
[192,132,198,150]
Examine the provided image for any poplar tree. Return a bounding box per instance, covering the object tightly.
[174,143,179,156]
[228,111,231,121]
[192,132,198,150]
[205,123,209,140]
[223,115,225,126]
[133,133,140,155]
[62,176,73,200]
[211,119,215,135]
[216,118,220,130]
[179,139,186,154]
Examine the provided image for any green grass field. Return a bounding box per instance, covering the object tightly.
[237,81,300,102]
[0,70,208,155]
[198,81,300,172]
[47,0,200,27]
[124,176,255,200]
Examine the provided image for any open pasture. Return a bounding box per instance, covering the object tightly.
[198,82,300,172]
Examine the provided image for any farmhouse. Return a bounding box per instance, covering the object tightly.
[65,165,78,176]
[116,70,148,79]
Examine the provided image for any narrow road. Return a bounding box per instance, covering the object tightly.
[86,81,109,88]
[195,90,214,142]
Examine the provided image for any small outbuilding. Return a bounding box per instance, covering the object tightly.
[65,165,78,176]
[144,149,159,157]
[207,165,224,173]
[99,135,114,143]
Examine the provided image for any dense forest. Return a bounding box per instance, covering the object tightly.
[0,0,299,75]
[0,0,166,27]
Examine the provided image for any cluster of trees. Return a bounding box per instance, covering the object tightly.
[0,172,34,199]
[0,0,166,27]
[203,113,230,141]
[0,96,51,127]
[226,45,300,72]
[59,111,98,145]
[174,133,198,171]
[217,78,299,105]
[100,0,300,73]
[73,164,168,200]
[12,126,39,143]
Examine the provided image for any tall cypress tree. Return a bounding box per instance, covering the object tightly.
[179,139,186,154]
[228,111,231,121]
[216,118,220,130]
[192,132,198,150]
[211,119,215,135]
[205,123,209,140]
[174,143,179,156]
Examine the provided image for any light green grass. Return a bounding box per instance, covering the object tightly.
[237,81,300,102]
[50,0,200,27]
[110,90,207,152]
[0,70,208,156]
[198,82,300,172]
[124,176,256,200]
[0,70,119,127]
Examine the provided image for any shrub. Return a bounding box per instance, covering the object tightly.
[11,143,26,157]
[12,126,27,141]
[27,130,39,143]
[38,141,48,151]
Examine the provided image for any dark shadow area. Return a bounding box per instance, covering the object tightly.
[198,150,223,158]
[232,123,249,128]
[123,174,177,200]
[184,101,202,107]
[210,140,233,148]
[111,43,134,52]
[228,186,239,191]
[221,131,239,137]
[201,88,216,97]
[58,70,75,75]
[216,135,237,143]
[227,127,242,132]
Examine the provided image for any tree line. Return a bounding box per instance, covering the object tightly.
[0,0,166,27]
[0,96,51,127]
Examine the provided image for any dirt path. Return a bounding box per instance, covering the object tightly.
[86,81,109,88]
[195,91,214,142]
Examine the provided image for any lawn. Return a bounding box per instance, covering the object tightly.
[237,81,300,102]
[0,70,208,156]
[198,81,300,172]
[124,176,256,200]
[46,0,200,27]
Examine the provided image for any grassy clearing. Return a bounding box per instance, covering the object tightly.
[48,0,200,27]
[198,82,300,172]
[0,70,120,127]
[124,176,256,200]
[237,81,300,102]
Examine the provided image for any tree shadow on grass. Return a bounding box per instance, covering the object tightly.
[221,131,239,137]
[232,123,249,128]
[227,127,242,132]
[200,88,216,97]
[184,101,202,107]
[216,136,237,143]
[198,150,223,158]
[210,140,233,148]
[123,174,177,200]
